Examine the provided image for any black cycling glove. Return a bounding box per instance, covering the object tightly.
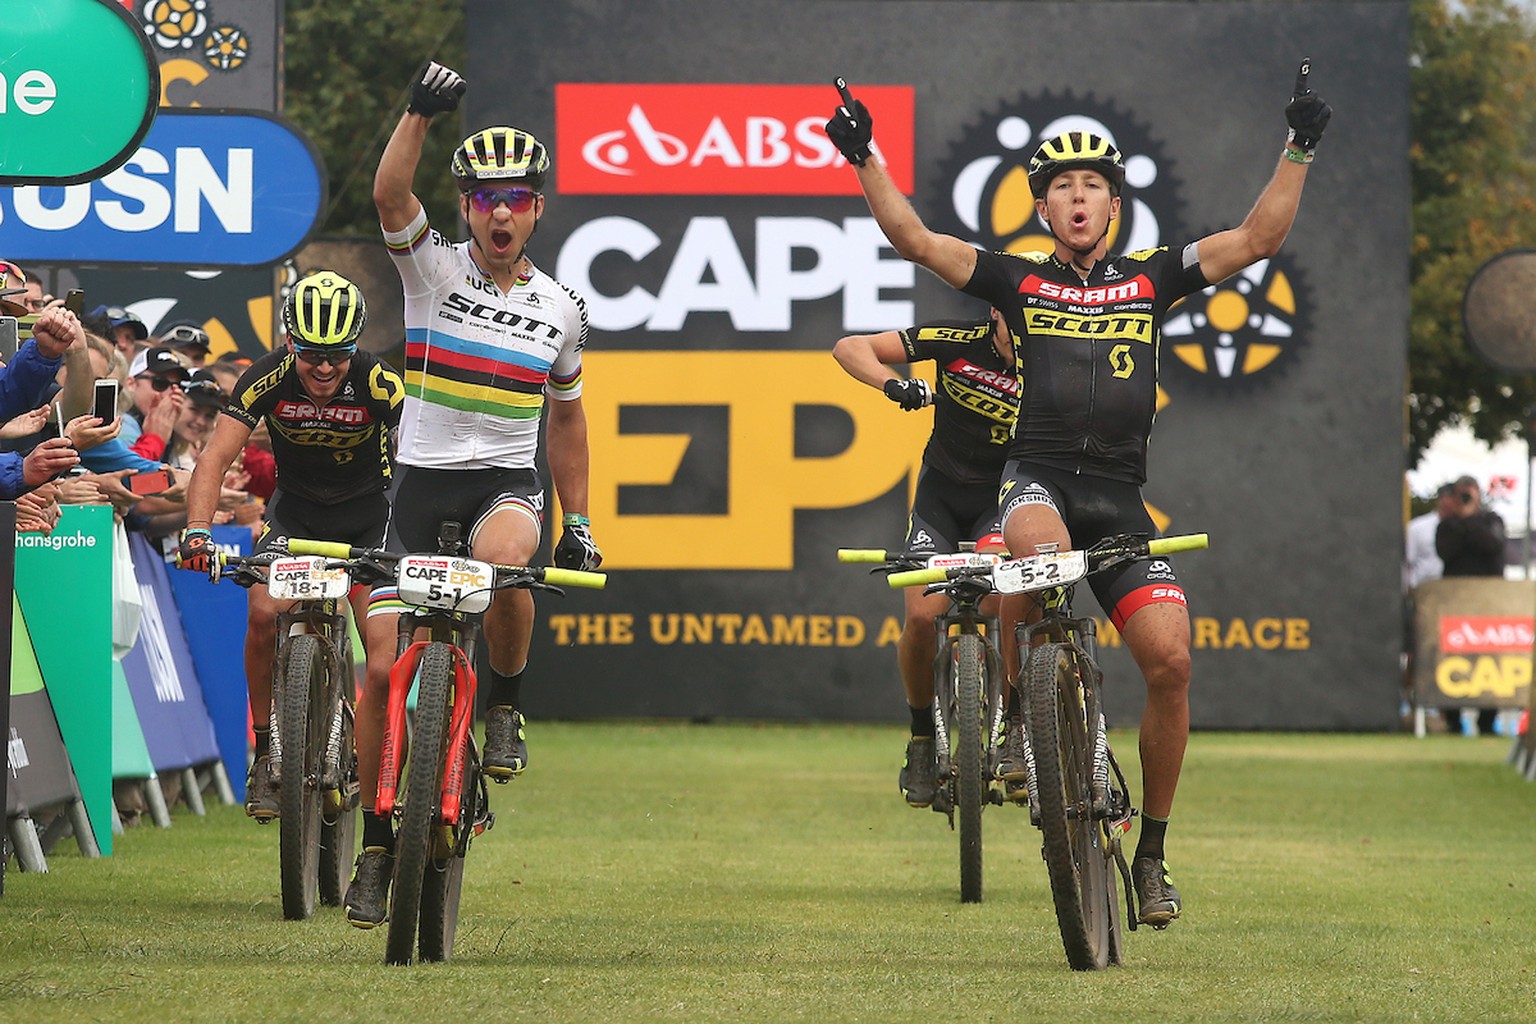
[553,515,602,571]
[826,99,873,167]
[883,377,933,411]
[408,61,466,118]
[1284,58,1331,153]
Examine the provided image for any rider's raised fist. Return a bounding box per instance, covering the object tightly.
[1284,57,1331,152]
[408,61,466,119]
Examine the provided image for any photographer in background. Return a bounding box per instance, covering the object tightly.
[1436,474,1507,735]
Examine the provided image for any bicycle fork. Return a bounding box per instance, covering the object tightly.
[376,640,479,827]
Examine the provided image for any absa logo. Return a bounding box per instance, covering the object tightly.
[555,83,914,196]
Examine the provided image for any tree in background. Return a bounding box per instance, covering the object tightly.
[1410,0,1536,462]
[284,0,465,238]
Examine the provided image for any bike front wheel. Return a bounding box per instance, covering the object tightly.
[1024,641,1113,970]
[955,632,986,904]
[385,642,454,966]
[319,640,358,907]
[278,634,325,921]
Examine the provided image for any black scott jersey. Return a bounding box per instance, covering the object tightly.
[225,349,406,504]
[964,245,1208,484]
[899,319,1017,486]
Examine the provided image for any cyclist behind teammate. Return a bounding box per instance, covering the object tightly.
[832,308,1014,809]
[826,63,1329,927]
[347,60,599,928]
[174,272,405,835]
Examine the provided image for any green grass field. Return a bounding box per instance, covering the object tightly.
[2,724,1531,1023]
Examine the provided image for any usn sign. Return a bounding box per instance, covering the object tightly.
[0,0,159,185]
[0,110,327,267]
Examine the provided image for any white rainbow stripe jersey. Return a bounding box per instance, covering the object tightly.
[383,207,588,470]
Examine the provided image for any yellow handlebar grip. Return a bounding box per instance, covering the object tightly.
[287,538,354,558]
[837,549,889,563]
[887,567,947,589]
[543,567,608,590]
[1148,533,1209,556]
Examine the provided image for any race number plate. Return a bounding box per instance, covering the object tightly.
[926,552,1003,570]
[991,550,1087,595]
[396,555,495,613]
[267,556,351,600]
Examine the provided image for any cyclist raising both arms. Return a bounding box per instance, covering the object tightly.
[351,61,599,927]
[827,62,1330,927]
[176,271,405,827]
[833,309,1014,808]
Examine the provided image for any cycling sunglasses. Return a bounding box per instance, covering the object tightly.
[0,261,25,288]
[466,187,539,214]
[293,345,356,366]
[162,324,211,350]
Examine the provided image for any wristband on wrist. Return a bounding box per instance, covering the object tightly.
[1283,146,1314,165]
[562,513,590,528]
[183,526,211,538]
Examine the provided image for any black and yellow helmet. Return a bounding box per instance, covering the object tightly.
[451,126,550,190]
[1027,132,1126,200]
[283,271,366,349]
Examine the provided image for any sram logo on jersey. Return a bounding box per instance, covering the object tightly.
[1021,275,1151,305]
[555,83,914,195]
[274,400,368,425]
[945,358,1020,397]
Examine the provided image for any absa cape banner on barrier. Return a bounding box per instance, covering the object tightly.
[476,1,1411,730]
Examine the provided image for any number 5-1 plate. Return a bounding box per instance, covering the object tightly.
[991,549,1087,595]
[396,555,495,613]
[267,556,351,600]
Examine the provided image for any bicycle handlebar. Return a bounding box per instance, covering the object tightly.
[887,566,952,589]
[284,537,607,590]
[1147,533,1208,556]
[837,549,892,563]
[542,567,607,590]
[287,538,355,559]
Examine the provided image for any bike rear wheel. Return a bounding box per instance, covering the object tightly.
[1025,641,1113,970]
[278,634,325,921]
[319,642,358,907]
[386,642,454,966]
[955,632,986,903]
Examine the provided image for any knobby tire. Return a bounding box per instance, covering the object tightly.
[956,632,986,903]
[319,642,358,907]
[278,634,325,921]
[1025,641,1112,970]
[385,642,454,966]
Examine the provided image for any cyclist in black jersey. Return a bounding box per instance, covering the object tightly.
[828,61,1330,927]
[834,308,1014,808]
[176,272,405,823]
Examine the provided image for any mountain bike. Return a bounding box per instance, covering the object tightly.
[839,544,1006,904]
[889,532,1207,970]
[214,552,361,921]
[289,523,607,965]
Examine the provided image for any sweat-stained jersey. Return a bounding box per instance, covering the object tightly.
[963,245,1208,484]
[898,318,1016,486]
[382,206,588,470]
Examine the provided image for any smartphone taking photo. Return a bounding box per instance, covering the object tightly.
[128,469,173,496]
[0,316,17,361]
[92,378,119,422]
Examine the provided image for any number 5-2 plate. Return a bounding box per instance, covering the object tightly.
[991,549,1087,595]
[396,555,495,613]
[267,556,351,600]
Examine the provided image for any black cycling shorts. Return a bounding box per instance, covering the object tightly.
[387,465,545,555]
[997,460,1187,630]
[255,489,389,557]
[902,466,1002,555]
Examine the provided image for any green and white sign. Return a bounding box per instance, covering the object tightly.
[0,0,159,185]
